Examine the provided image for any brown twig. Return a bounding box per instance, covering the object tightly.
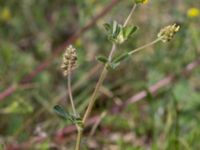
[0,85,17,101]
[0,0,121,101]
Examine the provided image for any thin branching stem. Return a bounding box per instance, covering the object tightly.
[128,38,161,55]
[108,4,137,62]
[123,4,137,27]
[89,111,107,137]
[75,3,138,150]
[83,65,108,124]
[68,65,81,150]
[68,66,77,116]
[108,44,117,61]
[75,127,83,150]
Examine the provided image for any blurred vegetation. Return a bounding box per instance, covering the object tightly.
[0,0,200,149]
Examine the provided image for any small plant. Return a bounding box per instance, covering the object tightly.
[54,1,180,150]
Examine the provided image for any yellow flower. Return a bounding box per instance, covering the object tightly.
[187,8,200,18]
[143,0,148,4]
[0,7,11,23]
[135,0,148,4]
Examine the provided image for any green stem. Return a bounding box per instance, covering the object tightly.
[89,111,107,136]
[123,4,137,27]
[128,38,161,55]
[75,128,83,150]
[68,67,77,116]
[82,38,161,125]
[83,66,108,124]
[74,3,137,150]
[83,2,138,125]
[108,44,116,61]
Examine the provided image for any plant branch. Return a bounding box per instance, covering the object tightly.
[82,66,108,124]
[123,4,137,27]
[77,3,138,149]
[128,38,161,55]
[83,0,137,137]
[89,111,107,137]
[75,128,83,150]
[68,68,77,116]
[108,44,117,61]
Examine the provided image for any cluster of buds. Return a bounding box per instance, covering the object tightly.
[61,45,77,76]
[157,24,180,42]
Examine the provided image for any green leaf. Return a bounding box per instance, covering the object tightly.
[112,21,121,38]
[123,26,138,38]
[53,105,82,125]
[96,55,108,64]
[113,52,130,63]
[104,23,112,32]
[112,21,118,35]
[53,105,69,120]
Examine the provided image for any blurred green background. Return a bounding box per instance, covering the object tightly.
[0,0,200,149]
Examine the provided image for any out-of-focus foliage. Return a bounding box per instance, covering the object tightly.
[0,0,199,149]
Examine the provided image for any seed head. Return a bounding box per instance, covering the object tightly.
[61,45,77,76]
[157,24,180,42]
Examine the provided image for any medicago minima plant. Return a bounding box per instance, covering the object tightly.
[53,0,180,150]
